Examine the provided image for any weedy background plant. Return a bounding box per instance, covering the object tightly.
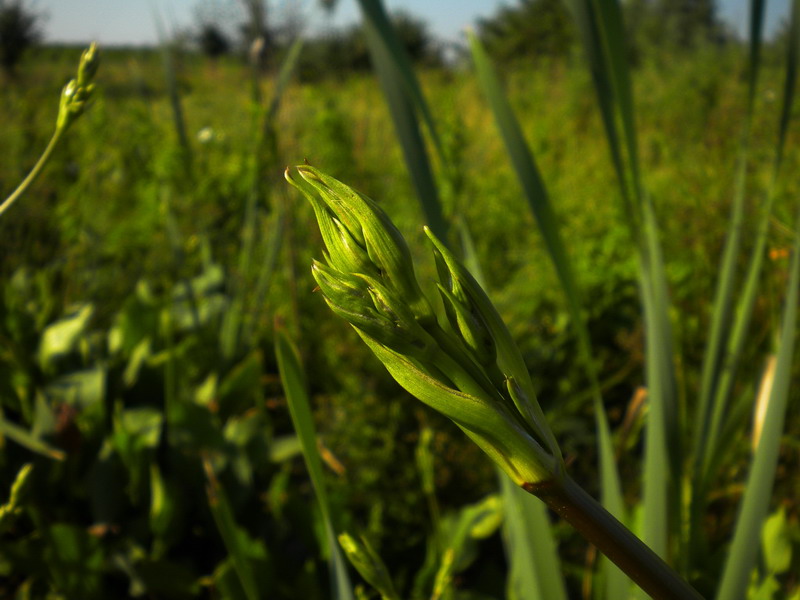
[1,0,800,598]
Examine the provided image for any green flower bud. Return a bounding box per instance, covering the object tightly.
[425,226,527,385]
[436,282,497,368]
[425,227,562,464]
[77,42,100,88]
[330,216,379,276]
[289,170,379,277]
[506,376,562,463]
[57,79,95,131]
[56,43,99,132]
[360,334,557,485]
[311,260,370,315]
[287,165,432,318]
[311,263,433,358]
[293,167,562,488]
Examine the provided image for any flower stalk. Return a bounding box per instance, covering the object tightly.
[0,43,99,218]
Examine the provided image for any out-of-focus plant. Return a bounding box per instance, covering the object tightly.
[0,42,99,218]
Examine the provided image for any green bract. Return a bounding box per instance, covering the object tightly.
[287,165,563,486]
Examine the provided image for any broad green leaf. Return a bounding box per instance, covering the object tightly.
[275,330,354,600]
[150,463,181,544]
[38,304,94,369]
[45,367,106,409]
[43,522,104,597]
[761,508,791,575]
[268,435,302,463]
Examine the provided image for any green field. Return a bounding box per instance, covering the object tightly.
[1,5,800,598]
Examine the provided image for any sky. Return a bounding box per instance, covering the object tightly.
[36,0,792,47]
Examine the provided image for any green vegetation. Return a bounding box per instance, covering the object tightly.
[1,0,800,598]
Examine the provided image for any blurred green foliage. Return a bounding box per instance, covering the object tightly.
[0,31,799,598]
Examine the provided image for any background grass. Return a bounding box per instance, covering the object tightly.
[1,31,800,598]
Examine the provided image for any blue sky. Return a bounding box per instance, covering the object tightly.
[38,0,791,47]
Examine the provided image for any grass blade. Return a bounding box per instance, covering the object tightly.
[638,211,672,559]
[266,37,304,120]
[202,458,261,600]
[499,472,567,600]
[467,31,584,359]
[356,0,486,281]
[0,416,65,460]
[354,0,442,155]
[355,0,447,241]
[693,0,767,485]
[715,200,800,600]
[565,0,635,222]
[275,329,353,600]
[468,30,627,594]
[568,0,679,563]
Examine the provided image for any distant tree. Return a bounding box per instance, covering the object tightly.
[661,0,727,47]
[0,0,42,77]
[197,23,231,58]
[626,0,730,56]
[296,10,441,82]
[390,10,442,67]
[477,0,574,64]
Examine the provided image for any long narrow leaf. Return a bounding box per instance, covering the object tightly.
[500,472,566,600]
[0,417,65,460]
[568,0,679,564]
[266,37,304,120]
[693,0,767,480]
[275,330,353,600]
[468,31,627,595]
[356,0,447,241]
[202,458,261,600]
[356,0,486,282]
[565,0,635,223]
[354,0,442,155]
[715,203,800,600]
[591,0,642,199]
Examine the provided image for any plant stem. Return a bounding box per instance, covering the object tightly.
[525,476,703,600]
[0,125,65,218]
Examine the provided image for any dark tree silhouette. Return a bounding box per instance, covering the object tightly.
[197,23,231,59]
[477,0,574,64]
[0,0,42,76]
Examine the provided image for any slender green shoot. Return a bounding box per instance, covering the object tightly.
[715,184,800,600]
[275,329,354,600]
[0,43,98,218]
